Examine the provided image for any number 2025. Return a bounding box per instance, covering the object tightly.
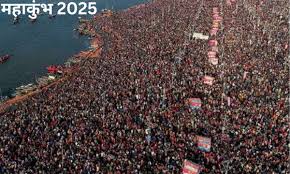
[57,2,98,15]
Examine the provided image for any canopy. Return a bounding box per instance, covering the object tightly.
[192,32,209,40]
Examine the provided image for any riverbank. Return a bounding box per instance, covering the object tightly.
[0,5,144,114]
[0,0,288,173]
[0,20,103,114]
[0,1,147,105]
[0,6,141,113]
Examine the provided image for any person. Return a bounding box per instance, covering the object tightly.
[0,0,289,173]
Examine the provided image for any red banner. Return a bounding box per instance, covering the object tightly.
[197,136,211,152]
[182,160,201,174]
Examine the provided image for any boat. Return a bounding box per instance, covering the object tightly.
[79,18,89,23]
[36,75,57,86]
[47,65,62,74]
[0,95,8,103]
[48,14,56,19]
[13,15,19,24]
[15,83,33,90]
[47,65,58,73]
[0,55,10,64]
[15,83,36,95]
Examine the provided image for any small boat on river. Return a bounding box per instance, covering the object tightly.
[13,15,19,24]
[0,55,11,64]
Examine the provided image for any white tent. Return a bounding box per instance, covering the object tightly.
[192,32,209,40]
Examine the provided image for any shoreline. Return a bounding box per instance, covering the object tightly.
[0,0,288,172]
[0,3,147,114]
[0,22,103,114]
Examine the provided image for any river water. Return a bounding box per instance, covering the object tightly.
[0,0,146,97]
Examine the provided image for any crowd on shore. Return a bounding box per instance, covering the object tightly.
[0,0,289,173]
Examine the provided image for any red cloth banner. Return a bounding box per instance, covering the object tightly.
[182,159,201,174]
[188,98,202,109]
[203,76,214,86]
[213,7,219,14]
[210,28,218,36]
[209,57,218,65]
[209,40,218,47]
[207,51,217,59]
[197,136,211,152]
[211,46,219,52]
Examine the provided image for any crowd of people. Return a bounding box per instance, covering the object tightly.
[0,0,289,173]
